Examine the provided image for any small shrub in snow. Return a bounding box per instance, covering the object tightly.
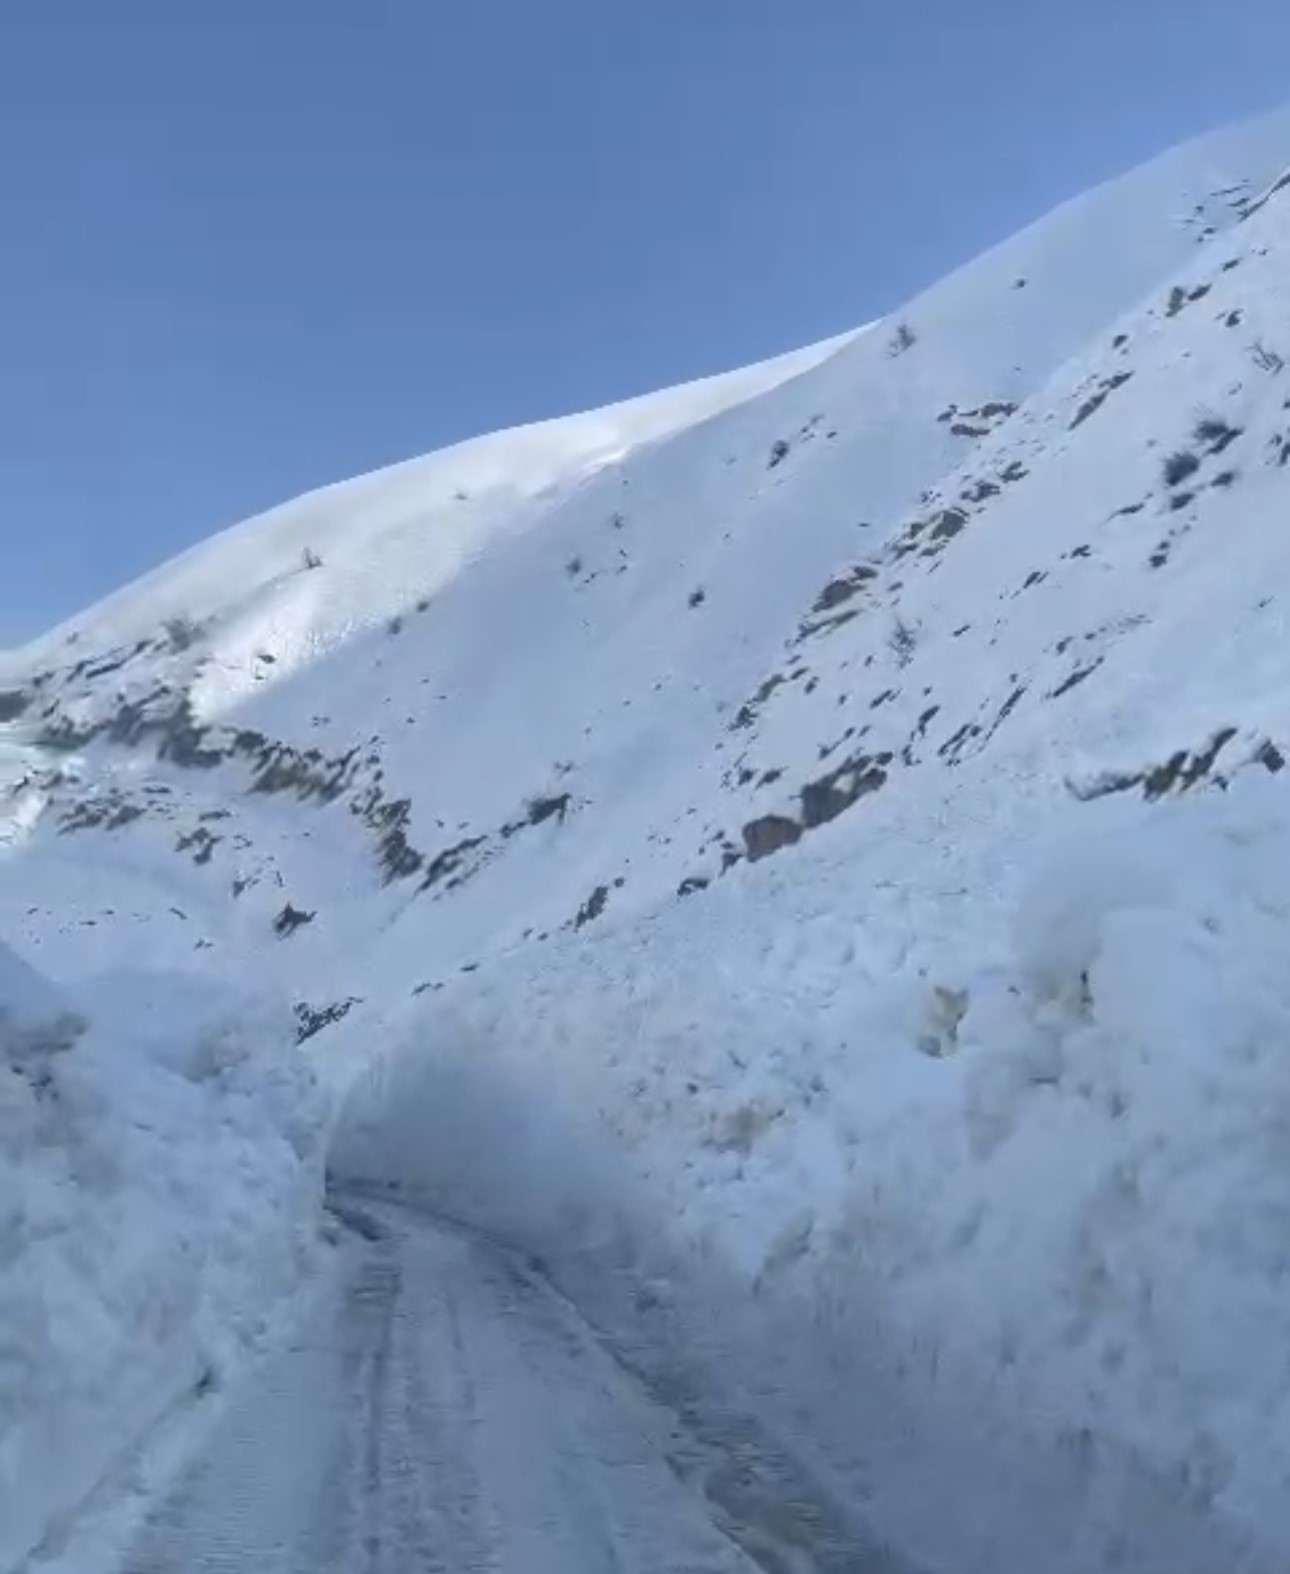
[163,614,201,652]
[889,616,919,667]
[887,321,917,357]
[301,546,323,571]
[767,439,791,469]
[273,902,315,937]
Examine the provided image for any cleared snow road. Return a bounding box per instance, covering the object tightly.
[117,1196,895,1574]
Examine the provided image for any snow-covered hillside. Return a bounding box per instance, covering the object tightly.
[10,105,1290,1571]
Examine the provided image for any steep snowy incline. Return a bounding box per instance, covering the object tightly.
[6,106,1290,1019]
[5,332,858,716]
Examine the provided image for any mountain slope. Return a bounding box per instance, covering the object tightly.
[8,106,1290,1005]
[10,105,1290,1572]
[14,331,857,710]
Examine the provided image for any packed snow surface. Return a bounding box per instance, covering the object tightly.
[95,1194,895,1574]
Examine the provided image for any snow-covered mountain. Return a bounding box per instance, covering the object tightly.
[11,105,1290,1572]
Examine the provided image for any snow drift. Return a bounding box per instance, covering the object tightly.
[387,774,1290,1573]
[0,947,327,1570]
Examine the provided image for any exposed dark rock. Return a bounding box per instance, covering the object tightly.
[811,565,877,614]
[730,672,786,731]
[574,884,610,927]
[1070,372,1133,429]
[929,508,967,544]
[420,834,487,893]
[295,997,361,1043]
[176,827,220,865]
[799,751,891,828]
[1048,661,1103,698]
[939,721,982,762]
[741,814,803,861]
[794,608,860,645]
[1143,728,1237,799]
[1072,728,1241,803]
[1193,416,1242,455]
[273,903,315,937]
[1162,450,1201,487]
[58,792,146,834]
[526,793,571,827]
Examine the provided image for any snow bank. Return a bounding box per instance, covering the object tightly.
[353,774,1290,1573]
[985,779,1290,1545]
[0,947,328,1570]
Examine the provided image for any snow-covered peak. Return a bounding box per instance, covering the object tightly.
[10,107,1290,729]
[8,330,857,716]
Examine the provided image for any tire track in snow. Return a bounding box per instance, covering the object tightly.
[114,1196,913,1574]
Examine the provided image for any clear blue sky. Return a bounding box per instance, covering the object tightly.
[4,1,1290,642]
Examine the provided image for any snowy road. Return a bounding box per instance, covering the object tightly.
[116,1196,894,1574]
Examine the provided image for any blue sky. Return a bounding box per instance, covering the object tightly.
[4,1,1290,642]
